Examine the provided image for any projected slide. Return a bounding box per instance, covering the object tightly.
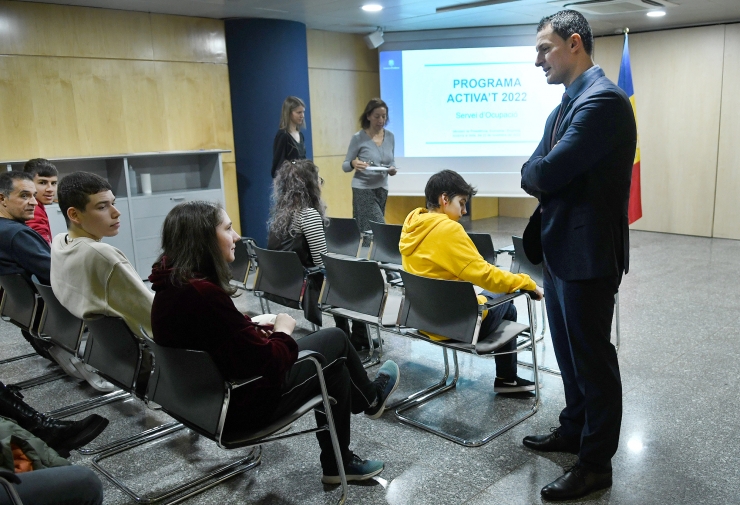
[381,47,563,158]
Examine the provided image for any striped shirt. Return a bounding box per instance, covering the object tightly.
[292,208,327,267]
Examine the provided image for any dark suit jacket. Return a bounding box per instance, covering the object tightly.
[521,66,637,281]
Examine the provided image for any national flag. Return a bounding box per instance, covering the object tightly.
[618,32,642,224]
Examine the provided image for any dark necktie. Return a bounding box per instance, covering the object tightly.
[550,92,571,149]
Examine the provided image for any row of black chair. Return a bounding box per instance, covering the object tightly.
[0,274,348,504]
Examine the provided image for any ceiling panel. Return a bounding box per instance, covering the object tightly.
[12,0,740,36]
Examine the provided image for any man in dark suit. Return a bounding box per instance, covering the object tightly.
[520,10,637,501]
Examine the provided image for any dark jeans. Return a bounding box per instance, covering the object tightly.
[478,291,519,379]
[0,466,104,505]
[267,328,378,473]
[333,316,368,341]
[544,265,622,472]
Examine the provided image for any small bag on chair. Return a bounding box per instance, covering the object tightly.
[301,271,323,327]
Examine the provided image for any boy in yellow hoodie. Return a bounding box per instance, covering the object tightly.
[399,170,544,393]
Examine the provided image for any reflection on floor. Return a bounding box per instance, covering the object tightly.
[1,216,738,504]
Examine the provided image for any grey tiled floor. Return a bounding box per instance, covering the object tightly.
[1,217,738,504]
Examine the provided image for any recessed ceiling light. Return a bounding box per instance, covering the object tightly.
[646,10,666,17]
[362,4,383,12]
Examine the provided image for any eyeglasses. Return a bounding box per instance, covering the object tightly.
[318,176,325,186]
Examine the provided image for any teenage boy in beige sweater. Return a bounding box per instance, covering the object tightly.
[51,171,153,345]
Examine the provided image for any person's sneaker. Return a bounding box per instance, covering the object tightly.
[364,360,400,419]
[494,376,536,394]
[321,453,384,484]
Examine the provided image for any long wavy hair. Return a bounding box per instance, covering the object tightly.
[278,96,306,131]
[268,159,328,240]
[155,201,237,295]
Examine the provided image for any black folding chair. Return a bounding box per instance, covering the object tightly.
[77,317,182,456]
[319,254,396,368]
[252,246,322,328]
[325,218,363,258]
[467,232,498,265]
[32,278,130,417]
[0,274,66,389]
[90,333,348,505]
[392,271,540,447]
[367,221,403,268]
[229,237,257,291]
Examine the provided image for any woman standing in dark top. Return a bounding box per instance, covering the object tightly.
[149,201,400,484]
[271,96,307,178]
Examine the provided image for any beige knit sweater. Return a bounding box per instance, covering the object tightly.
[50,234,153,338]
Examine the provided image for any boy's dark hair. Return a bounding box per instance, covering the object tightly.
[537,9,594,56]
[425,170,477,210]
[0,171,33,198]
[23,158,59,178]
[57,172,113,227]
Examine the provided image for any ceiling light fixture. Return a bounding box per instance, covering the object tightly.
[437,0,518,14]
[362,4,383,12]
[646,10,666,17]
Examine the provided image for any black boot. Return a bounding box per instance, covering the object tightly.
[0,383,109,457]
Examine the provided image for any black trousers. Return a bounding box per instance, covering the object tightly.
[544,265,622,472]
[478,293,519,379]
[267,328,378,473]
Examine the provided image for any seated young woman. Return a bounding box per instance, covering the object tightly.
[148,200,400,484]
[267,159,373,351]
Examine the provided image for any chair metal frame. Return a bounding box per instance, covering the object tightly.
[390,271,541,447]
[318,254,392,368]
[76,316,181,456]
[91,335,348,505]
[0,274,67,389]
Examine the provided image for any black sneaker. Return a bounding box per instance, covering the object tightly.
[494,376,535,393]
[321,453,384,484]
[364,360,400,419]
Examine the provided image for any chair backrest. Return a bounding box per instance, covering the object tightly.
[321,254,386,318]
[229,238,252,285]
[325,218,362,257]
[145,336,226,437]
[399,271,480,344]
[252,246,306,303]
[368,221,403,265]
[467,232,497,265]
[32,277,84,354]
[83,316,143,392]
[511,236,543,286]
[0,274,39,330]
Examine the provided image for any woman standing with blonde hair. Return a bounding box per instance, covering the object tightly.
[271,96,307,178]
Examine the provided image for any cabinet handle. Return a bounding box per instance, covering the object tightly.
[170,197,185,201]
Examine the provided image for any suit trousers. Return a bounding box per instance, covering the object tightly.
[544,265,622,472]
[267,328,378,474]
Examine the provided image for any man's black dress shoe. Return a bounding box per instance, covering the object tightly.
[522,427,579,454]
[541,465,612,501]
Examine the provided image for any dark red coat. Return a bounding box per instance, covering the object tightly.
[149,267,298,427]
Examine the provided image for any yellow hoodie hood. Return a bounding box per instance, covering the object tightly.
[399,208,454,257]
